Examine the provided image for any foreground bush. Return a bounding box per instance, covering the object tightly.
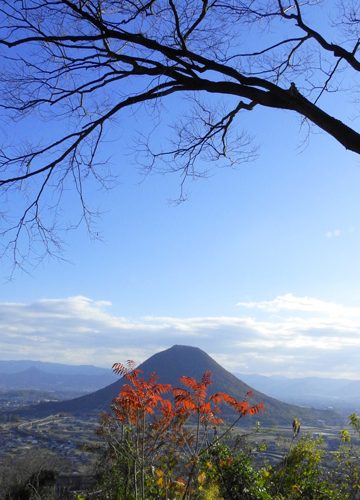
[96,362,263,499]
[0,449,68,500]
[93,363,360,500]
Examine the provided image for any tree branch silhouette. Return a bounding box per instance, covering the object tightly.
[0,0,358,267]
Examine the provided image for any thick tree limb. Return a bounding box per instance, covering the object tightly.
[0,0,358,267]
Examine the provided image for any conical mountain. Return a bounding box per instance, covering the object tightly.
[13,345,341,426]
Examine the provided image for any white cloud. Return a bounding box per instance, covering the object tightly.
[237,293,360,321]
[325,229,341,238]
[0,295,360,378]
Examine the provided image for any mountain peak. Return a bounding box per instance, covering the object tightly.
[169,345,205,351]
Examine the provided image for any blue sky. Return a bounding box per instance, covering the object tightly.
[1,101,360,378]
[0,3,360,377]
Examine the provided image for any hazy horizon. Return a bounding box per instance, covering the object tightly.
[1,346,360,382]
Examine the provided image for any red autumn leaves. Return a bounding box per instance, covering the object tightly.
[112,361,264,426]
[112,361,173,426]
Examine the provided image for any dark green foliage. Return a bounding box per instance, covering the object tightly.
[201,444,271,500]
[267,436,345,499]
[331,414,360,499]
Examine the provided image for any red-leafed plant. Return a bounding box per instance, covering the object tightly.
[172,371,264,497]
[111,361,175,499]
[99,362,263,500]
[112,361,174,428]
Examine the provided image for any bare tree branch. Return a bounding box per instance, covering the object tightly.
[0,0,358,268]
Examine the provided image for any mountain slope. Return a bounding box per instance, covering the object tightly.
[12,345,342,426]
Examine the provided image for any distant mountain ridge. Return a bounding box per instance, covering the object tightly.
[10,345,342,426]
[0,360,117,393]
[0,359,114,375]
[237,373,360,409]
